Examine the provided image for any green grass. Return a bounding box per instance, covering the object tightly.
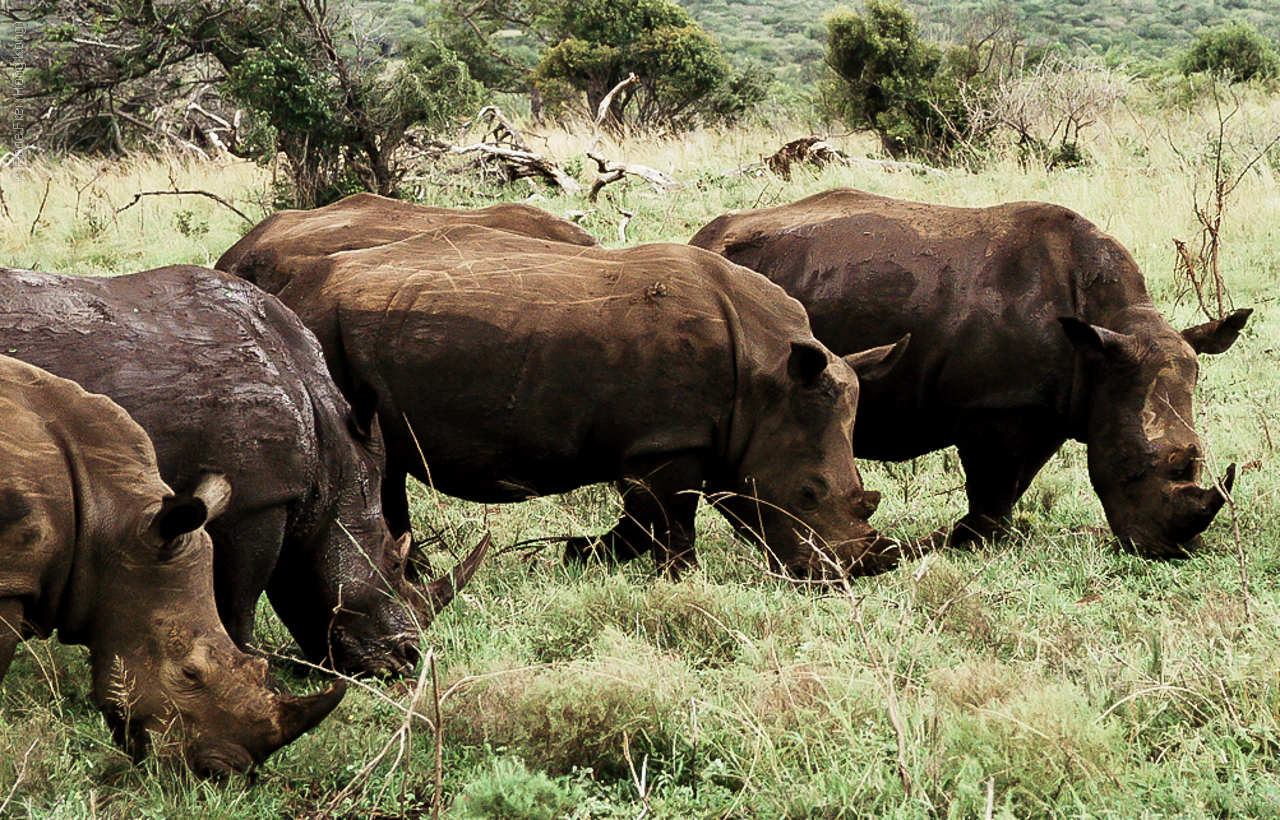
[3,97,1280,817]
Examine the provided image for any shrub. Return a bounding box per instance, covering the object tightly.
[1179,20,1280,82]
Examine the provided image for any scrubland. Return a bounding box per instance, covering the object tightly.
[3,95,1280,818]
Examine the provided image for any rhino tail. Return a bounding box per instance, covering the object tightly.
[410,532,492,626]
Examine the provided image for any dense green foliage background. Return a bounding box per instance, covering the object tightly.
[674,0,1280,74]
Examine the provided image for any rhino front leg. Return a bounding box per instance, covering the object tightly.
[564,453,705,579]
[0,598,22,681]
[383,458,413,542]
[210,507,288,651]
[382,458,437,581]
[947,411,1065,547]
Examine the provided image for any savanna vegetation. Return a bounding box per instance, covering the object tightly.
[4,0,1280,818]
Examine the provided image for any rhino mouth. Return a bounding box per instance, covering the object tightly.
[1112,464,1236,559]
[187,743,258,779]
[327,625,419,677]
[780,531,908,581]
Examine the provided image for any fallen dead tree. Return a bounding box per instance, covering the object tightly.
[411,107,582,193]
[586,75,682,201]
[727,136,947,180]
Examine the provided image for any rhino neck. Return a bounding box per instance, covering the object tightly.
[44,398,167,648]
[712,286,759,472]
[1066,225,1164,443]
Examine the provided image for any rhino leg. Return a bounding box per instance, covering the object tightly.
[212,507,288,651]
[383,458,413,543]
[944,412,1065,547]
[565,453,704,579]
[383,459,437,581]
[0,599,21,681]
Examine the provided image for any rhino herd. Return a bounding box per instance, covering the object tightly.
[0,188,1249,775]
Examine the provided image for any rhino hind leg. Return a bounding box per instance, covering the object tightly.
[942,413,1066,549]
[564,453,704,579]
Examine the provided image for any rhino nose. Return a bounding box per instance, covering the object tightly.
[397,635,420,673]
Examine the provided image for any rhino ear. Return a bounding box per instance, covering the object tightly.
[152,497,207,545]
[348,383,381,440]
[1059,317,1136,359]
[191,473,232,521]
[844,334,910,382]
[787,341,830,386]
[1182,308,1252,355]
[149,474,232,546]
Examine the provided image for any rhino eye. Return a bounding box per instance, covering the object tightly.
[796,482,827,511]
[1165,447,1199,481]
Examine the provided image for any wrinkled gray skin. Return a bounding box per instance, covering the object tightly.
[218,206,910,578]
[0,265,417,675]
[691,188,1249,558]
[0,355,345,776]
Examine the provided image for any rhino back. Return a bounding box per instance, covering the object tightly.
[319,231,798,501]
[0,266,323,509]
[216,193,597,295]
[697,194,1138,458]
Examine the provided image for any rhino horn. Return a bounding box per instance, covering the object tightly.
[1177,463,1237,535]
[275,679,348,746]
[410,532,492,626]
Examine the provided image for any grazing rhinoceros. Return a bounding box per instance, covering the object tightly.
[217,211,908,578]
[0,354,345,775]
[690,188,1249,558]
[0,265,488,676]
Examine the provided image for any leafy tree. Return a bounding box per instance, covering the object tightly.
[1179,19,1280,82]
[433,0,767,132]
[3,0,484,206]
[820,0,974,162]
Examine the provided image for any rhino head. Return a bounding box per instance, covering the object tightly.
[265,399,421,678]
[90,474,345,776]
[715,336,910,579]
[1061,308,1250,558]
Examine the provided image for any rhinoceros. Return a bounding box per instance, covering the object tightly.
[690,188,1249,558]
[0,354,345,775]
[217,209,908,578]
[0,265,487,676]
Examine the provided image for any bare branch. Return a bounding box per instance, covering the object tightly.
[115,188,255,224]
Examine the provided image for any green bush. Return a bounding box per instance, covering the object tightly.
[1179,19,1280,82]
[819,0,976,163]
[452,757,585,820]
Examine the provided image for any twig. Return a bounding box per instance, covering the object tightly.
[1222,471,1251,622]
[851,598,913,799]
[584,74,681,201]
[0,739,38,816]
[432,650,445,820]
[690,698,700,800]
[622,732,650,820]
[325,648,434,813]
[443,142,582,192]
[617,207,634,243]
[985,776,995,820]
[115,189,255,224]
[28,175,51,238]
